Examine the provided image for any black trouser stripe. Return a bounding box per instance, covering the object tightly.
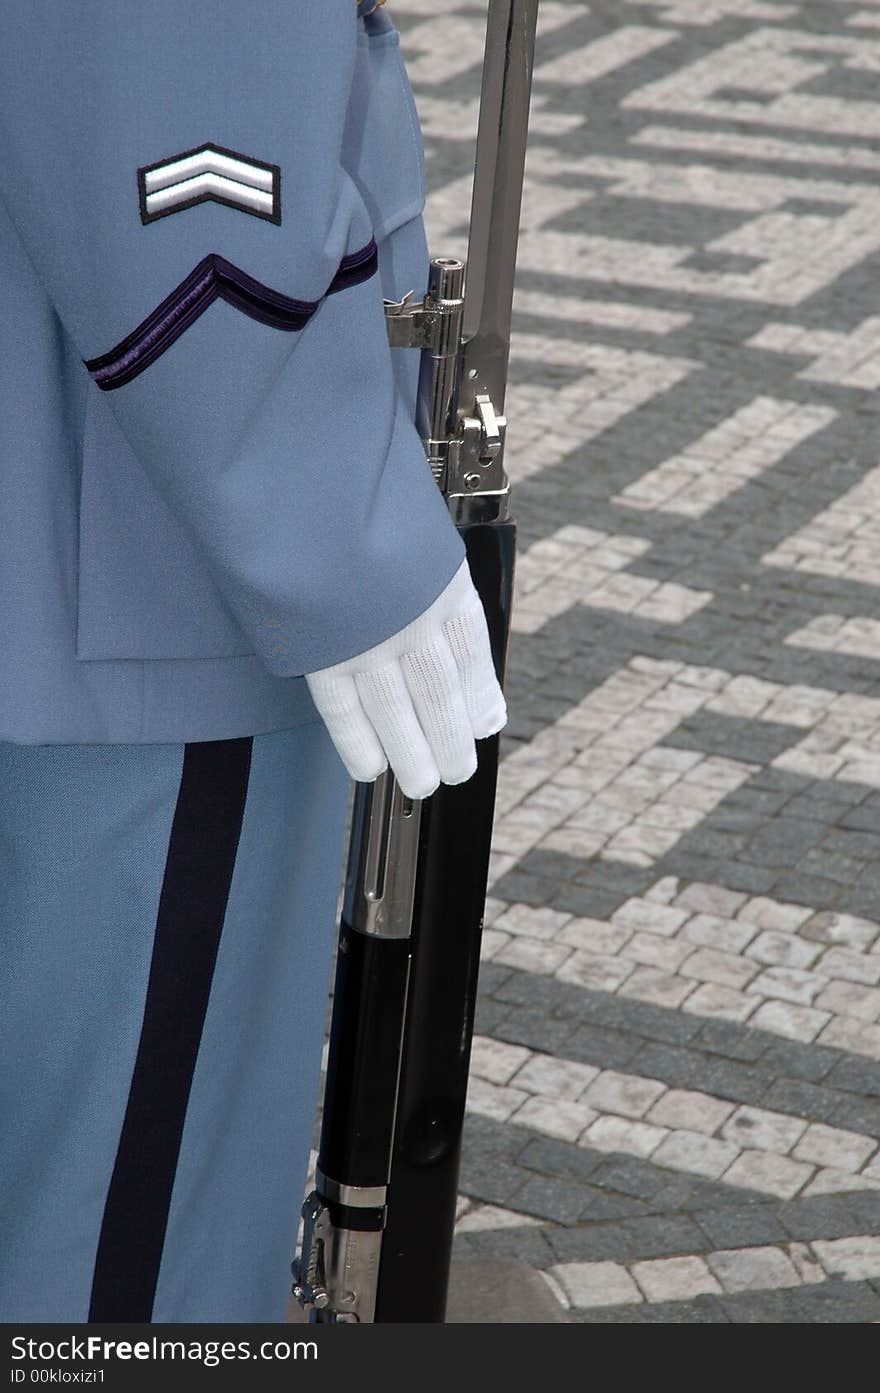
[88,737,253,1322]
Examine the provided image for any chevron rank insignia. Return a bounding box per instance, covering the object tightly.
[137,143,281,225]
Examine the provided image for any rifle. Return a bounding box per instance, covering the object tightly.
[293,0,540,1322]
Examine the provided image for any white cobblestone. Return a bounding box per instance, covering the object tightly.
[511,1096,600,1142]
[787,613,880,661]
[706,1245,801,1293]
[510,1053,600,1101]
[465,1076,530,1123]
[812,1236,880,1282]
[612,898,690,935]
[492,904,573,941]
[720,1150,814,1199]
[582,1114,669,1158]
[817,1016,880,1059]
[549,1262,643,1309]
[555,918,634,955]
[455,1204,542,1234]
[805,912,880,952]
[651,1130,740,1179]
[625,931,695,972]
[681,947,761,990]
[463,1041,880,1197]
[737,898,814,932]
[747,967,826,1006]
[631,1255,722,1302]
[556,950,637,992]
[682,982,761,1022]
[583,1071,667,1119]
[817,947,880,986]
[482,898,507,927]
[787,1242,825,1285]
[746,931,823,970]
[681,913,761,954]
[647,1089,736,1135]
[644,875,682,904]
[674,883,748,917]
[479,929,512,962]
[631,0,795,24]
[792,1122,878,1173]
[495,937,574,976]
[615,397,835,518]
[804,1168,880,1196]
[814,980,880,1022]
[469,1037,532,1086]
[618,965,697,1009]
[721,1106,808,1154]
[750,1000,832,1042]
[534,24,678,86]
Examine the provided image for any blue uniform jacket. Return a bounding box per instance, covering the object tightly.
[0,1,465,743]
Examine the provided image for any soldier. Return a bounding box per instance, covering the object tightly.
[0,0,506,1322]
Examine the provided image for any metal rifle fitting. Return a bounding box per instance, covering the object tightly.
[384,258,509,519]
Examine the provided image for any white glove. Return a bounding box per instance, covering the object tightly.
[305,559,507,800]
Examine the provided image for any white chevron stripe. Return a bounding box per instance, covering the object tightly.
[144,171,274,218]
[143,147,274,194]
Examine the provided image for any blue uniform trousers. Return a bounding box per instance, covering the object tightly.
[0,723,349,1322]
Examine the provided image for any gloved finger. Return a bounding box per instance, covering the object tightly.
[354,662,441,801]
[402,635,478,786]
[442,594,508,739]
[305,670,388,783]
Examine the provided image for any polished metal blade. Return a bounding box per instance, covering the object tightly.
[460,0,540,415]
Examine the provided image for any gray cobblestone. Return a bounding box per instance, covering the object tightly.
[691,1058,779,1109]
[758,1039,840,1083]
[573,1306,649,1323]
[617,1214,708,1261]
[693,1020,768,1063]
[631,1297,728,1324]
[473,997,511,1036]
[589,1155,668,1203]
[494,1009,578,1058]
[777,1195,867,1243]
[762,1079,844,1128]
[457,1156,528,1209]
[500,1175,590,1226]
[826,1057,880,1099]
[841,1192,880,1232]
[452,1225,559,1271]
[693,1206,789,1252]
[831,1096,880,1142]
[564,1023,644,1072]
[630,1042,700,1089]
[574,1189,652,1224]
[516,1136,604,1188]
[719,1279,880,1323]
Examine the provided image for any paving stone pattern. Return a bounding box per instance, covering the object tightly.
[393,0,880,1321]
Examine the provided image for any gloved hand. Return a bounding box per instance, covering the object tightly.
[305,559,507,800]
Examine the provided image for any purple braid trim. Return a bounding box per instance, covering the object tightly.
[85,238,378,391]
[89,265,216,387]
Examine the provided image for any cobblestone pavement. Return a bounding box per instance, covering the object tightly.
[392,0,880,1322]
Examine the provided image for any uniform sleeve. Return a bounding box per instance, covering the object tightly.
[0,0,465,677]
